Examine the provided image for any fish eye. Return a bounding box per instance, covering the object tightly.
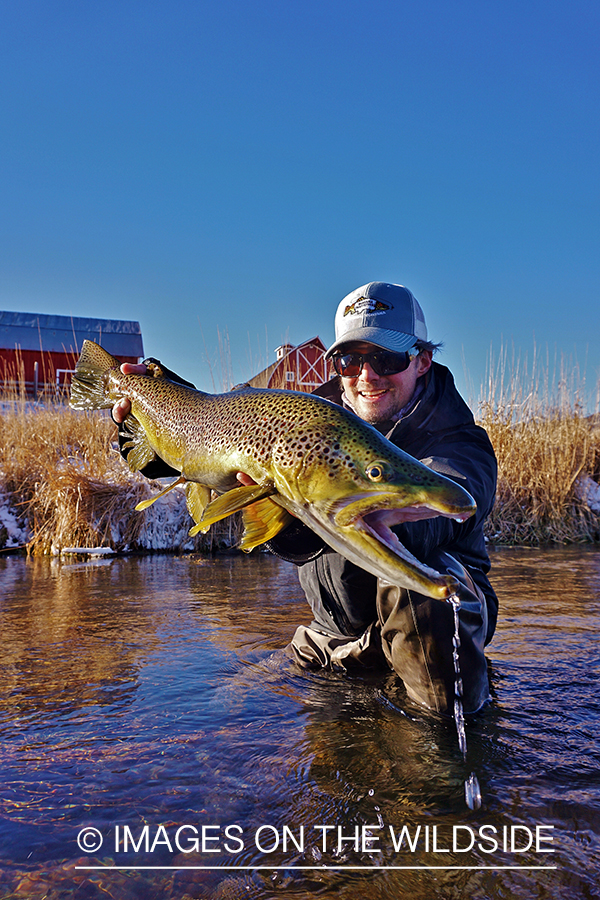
[366,460,392,482]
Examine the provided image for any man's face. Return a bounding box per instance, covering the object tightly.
[339,341,432,424]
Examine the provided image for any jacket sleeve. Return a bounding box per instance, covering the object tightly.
[394,430,497,570]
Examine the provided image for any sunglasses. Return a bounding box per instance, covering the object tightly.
[331,347,419,378]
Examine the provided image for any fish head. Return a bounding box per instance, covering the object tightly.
[274,409,477,600]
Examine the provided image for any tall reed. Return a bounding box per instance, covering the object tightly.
[1,375,141,552]
[476,346,600,543]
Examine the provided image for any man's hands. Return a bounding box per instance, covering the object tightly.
[113,362,256,488]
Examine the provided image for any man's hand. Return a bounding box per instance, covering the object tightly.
[112,363,146,424]
[236,473,257,487]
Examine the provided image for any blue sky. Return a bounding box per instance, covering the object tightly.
[1,0,598,405]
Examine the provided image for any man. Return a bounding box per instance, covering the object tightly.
[114,282,497,716]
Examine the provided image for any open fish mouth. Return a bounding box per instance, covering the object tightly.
[324,492,477,595]
[357,507,452,562]
[356,508,429,571]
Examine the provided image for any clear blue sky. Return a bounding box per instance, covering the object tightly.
[1,0,598,405]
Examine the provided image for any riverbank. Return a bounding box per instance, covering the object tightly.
[0,390,241,554]
[1,374,599,553]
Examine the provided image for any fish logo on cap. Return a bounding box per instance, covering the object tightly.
[343,298,391,317]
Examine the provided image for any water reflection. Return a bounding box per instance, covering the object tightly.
[0,547,599,898]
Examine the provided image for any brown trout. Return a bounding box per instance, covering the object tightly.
[70,340,477,599]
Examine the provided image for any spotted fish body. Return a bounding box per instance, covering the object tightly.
[70,340,477,599]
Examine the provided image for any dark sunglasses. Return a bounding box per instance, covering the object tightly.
[331,347,419,378]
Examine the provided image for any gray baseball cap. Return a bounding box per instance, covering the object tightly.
[326,282,428,357]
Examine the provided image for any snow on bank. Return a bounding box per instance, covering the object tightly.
[133,481,197,551]
[575,475,600,514]
[0,488,29,548]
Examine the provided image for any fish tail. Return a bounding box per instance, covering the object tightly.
[69,340,121,410]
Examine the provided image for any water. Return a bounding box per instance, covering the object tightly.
[1,547,599,898]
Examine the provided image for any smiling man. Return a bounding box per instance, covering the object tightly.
[269,282,498,716]
[326,283,433,426]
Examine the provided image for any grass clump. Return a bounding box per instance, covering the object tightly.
[0,377,150,553]
[477,346,600,544]
[0,367,241,554]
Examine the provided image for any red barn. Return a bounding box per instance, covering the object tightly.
[0,310,144,397]
[247,337,334,392]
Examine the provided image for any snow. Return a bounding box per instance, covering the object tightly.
[575,475,600,514]
[60,546,117,556]
[0,488,29,548]
[133,481,198,551]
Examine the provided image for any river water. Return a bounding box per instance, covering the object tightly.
[0,547,599,899]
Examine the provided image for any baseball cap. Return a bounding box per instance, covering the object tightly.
[326,282,428,357]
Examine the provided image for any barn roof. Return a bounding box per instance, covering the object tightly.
[0,310,144,358]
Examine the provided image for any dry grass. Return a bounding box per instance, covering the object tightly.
[1,376,146,553]
[476,346,600,544]
[0,364,241,554]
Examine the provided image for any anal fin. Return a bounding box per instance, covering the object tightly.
[122,415,157,472]
[240,498,294,551]
[188,482,276,537]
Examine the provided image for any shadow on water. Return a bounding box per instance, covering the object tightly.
[0,548,599,898]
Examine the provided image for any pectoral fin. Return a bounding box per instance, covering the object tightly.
[240,498,294,551]
[188,482,277,537]
[135,475,187,511]
[185,482,212,525]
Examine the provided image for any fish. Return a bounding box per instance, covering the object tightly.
[69,340,477,600]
